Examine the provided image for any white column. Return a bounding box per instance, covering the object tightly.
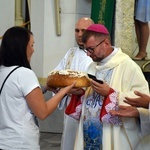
[15,0,24,26]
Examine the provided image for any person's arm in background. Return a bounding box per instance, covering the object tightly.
[124,91,150,108]
[109,91,150,137]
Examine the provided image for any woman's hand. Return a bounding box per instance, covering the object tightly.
[59,82,76,94]
[50,82,84,96]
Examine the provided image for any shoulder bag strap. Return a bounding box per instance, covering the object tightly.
[0,66,20,95]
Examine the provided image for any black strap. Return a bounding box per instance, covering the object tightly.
[0,66,20,95]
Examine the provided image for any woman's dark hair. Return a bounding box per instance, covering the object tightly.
[0,26,32,69]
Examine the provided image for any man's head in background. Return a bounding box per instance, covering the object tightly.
[75,17,94,49]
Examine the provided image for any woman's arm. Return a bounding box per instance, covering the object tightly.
[25,82,75,120]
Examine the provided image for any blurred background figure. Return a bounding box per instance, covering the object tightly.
[133,0,150,60]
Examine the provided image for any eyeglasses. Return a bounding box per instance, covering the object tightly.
[83,39,105,53]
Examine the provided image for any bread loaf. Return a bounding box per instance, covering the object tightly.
[47,70,90,88]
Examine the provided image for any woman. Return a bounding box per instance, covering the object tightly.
[133,0,150,60]
[0,26,75,150]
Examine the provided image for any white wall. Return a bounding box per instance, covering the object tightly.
[0,0,15,34]
[0,0,15,42]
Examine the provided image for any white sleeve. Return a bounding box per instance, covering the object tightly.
[137,107,150,137]
[18,68,40,96]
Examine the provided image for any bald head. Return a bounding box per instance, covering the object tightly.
[76,17,94,27]
[75,17,94,48]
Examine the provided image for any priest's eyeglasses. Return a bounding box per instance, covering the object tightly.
[83,39,105,53]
